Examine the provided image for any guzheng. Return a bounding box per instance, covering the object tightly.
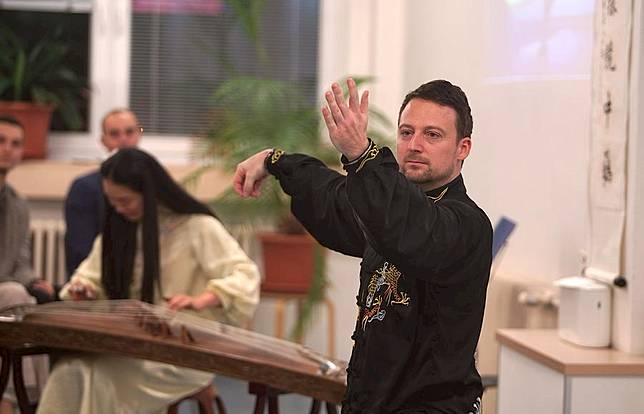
[0,300,347,404]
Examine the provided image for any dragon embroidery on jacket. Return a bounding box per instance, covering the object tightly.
[361,262,410,329]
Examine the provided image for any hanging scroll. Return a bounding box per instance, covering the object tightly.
[586,0,632,286]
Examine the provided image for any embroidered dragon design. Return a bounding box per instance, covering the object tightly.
[361,262,410,329]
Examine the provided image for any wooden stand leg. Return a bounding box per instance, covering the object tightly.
[325,402,338,414]
[12,353,34,414]
[309,399,321,414]
[249,382,282,414]
[252,393,267,414]
[0,348,9,399]
[308,399,338,414]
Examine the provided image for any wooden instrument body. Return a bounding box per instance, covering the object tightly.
[0,302,346,404]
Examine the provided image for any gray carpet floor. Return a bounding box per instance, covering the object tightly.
[177,375,331,414]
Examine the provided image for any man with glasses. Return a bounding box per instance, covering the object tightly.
[64,108,143,277]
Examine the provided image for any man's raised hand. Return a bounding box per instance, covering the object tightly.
[321,77,370,160]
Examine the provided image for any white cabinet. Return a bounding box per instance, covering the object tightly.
[497,329,644,414]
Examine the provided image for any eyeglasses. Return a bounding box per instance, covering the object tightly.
[107,126,143,139]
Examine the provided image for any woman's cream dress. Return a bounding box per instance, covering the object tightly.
[37,213,260,414]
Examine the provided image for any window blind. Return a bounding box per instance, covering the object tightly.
[129,0,319,136]
[0,0,91,12]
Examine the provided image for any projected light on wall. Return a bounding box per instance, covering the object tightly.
[488,0,595,80]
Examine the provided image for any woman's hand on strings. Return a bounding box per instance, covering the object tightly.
[165,292,221,311]
[68,282,97,300]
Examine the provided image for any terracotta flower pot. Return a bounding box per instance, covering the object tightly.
[0,101,54,159]
[258,232,316,294]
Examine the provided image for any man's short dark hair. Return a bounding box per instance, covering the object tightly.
[0,115,25,131]
[397,80,473,139]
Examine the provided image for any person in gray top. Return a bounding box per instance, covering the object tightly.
[0,115,53,414]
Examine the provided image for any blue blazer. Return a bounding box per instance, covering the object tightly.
[64,170,104,278]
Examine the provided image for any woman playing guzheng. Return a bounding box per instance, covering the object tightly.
[37,148,260,414]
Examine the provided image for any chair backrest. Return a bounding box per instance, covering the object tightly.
[492,216,516,261]
[30,219,66,286]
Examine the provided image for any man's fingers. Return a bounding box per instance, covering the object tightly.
[234,150,271,199]
[321,107,338,134]
[251,180,264,197]
[332,83,350,118]
[325,90,344,125]
[241,166,265,198]
[242,175,254,198]
[233,167,246,196]
[360,90,369,115]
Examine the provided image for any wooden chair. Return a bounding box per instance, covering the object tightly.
[167,383,226,414]
[248,382,338,414]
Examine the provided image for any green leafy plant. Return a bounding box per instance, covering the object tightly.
[189,0,393,340]
[0,24,87,129]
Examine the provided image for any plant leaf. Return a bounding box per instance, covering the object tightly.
[13,49,26,100]
[0,78,11,97]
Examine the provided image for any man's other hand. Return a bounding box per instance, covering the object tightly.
[233,148,273,198]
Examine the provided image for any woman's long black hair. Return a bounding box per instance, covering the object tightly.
[100,148,216,303]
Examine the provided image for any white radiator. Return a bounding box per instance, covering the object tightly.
[30,219,66,286]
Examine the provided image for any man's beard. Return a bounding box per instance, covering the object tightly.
[401,164,452,190]
[402,165,433,185]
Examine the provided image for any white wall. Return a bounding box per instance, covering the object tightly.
[316,0,596,361]
[619,0,644,354]
[405,0,593,282]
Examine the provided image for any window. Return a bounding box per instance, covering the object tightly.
[129,0,320,136]
[487,0,595,80]
[0,5,90,131]
[0,0,320,162]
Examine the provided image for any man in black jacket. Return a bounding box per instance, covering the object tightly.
[234,79,492,413]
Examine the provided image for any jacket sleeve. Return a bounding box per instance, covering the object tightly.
[344,145,490,281]
[12,221,35,286]
[191,216,260,326]
[64,176,102,278]
[59,235,107,300]
[267,152,366,257]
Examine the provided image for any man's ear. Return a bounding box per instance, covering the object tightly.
[457,137,472,161]
[100,134,110,151]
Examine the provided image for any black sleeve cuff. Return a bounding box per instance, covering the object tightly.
[264,149,285,176]
[341,139,380,173]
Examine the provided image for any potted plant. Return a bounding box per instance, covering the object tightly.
[196,75,392,340]
[0,23,87,158]
[183,0,393,340]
